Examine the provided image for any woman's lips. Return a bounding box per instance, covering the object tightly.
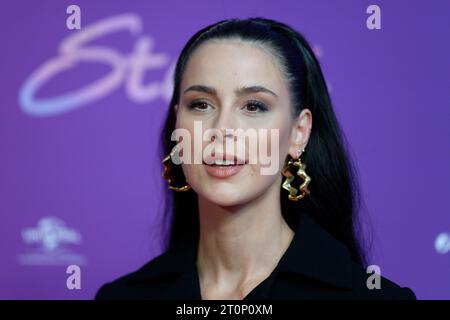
[203,162,246,179]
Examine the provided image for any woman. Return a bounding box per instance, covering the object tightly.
[95,17,416,300]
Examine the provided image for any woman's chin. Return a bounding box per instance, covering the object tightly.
[198,188,250,208]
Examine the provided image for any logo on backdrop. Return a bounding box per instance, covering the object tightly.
[18,13,326,118]
[17,216,87,266]
[435,232,450,255]
[19,13,174,117]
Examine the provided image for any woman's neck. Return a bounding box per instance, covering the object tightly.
[196,184,295,298]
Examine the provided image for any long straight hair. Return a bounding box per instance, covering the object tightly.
[158,17,370,266]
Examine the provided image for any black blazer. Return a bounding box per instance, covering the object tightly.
[95,213,416,300]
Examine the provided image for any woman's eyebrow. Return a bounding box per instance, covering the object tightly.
[183,84,278,98]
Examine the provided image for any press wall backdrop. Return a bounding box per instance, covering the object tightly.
[0,0,448,299]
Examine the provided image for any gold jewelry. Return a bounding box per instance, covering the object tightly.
[281,148,311,201]
[162,149,191,192]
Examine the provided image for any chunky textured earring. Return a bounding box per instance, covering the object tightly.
[162,149,191,192]
[281,148,311,201]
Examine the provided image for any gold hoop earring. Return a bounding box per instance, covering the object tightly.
[162,150,191,192]
[281,149,311,201]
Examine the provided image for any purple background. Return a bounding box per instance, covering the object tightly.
[0,0,448,299]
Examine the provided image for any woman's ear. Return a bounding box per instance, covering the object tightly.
[288,108,312,158]
[174,104,179,114]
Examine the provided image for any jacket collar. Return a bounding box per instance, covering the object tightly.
[127,213,353,289]
[275,213,353,289]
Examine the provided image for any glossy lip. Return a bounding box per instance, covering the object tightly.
[203,162,246,179]
[202,153,248,179]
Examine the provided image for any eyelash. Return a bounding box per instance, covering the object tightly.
[188,100,269,113]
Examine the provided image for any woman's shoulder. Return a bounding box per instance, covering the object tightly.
[95,248,181,300]
[347,261,417,300]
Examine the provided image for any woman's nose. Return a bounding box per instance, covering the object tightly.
[210,130,235,143]
[211,108,237,141]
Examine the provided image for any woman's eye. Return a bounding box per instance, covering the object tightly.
[188,101,211,112]
[244,100,269,113]
[187,100,268,113]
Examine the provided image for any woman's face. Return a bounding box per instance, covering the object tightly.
[173,40,311,207]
